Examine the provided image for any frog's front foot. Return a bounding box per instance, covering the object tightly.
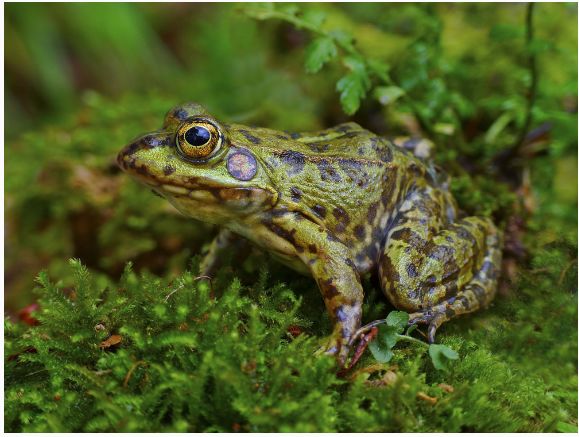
[315,332,352,367]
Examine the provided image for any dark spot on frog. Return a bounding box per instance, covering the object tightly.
[263,221,298,247]
[143,135,167,148]
[381,173,398,208]
[288,132,301,139]
[163,165,176,176]
[290,186,302,202]
[326,233,340,242]
[408,162,422,177]
[380,256,401,284]
[319,278,339,299]
[333,207,350,225]
[311,204,327,219]
[173,108,188,120]
[308,244,317,253]
[402,137,423,152]
[122,141,140,157]
[335,124,352,133]
[308,143,330,153]
[316,159,342,183]
[277,150,305,175]
[426,274,437,284]
[480,260,497,280]
[406,263,418,278]
[335,306,347,322]
[428,245,455,262]
[443,281,458,300]
[355,251,365,262]
[239,129,262,145]
[389,228,427,249]
[344,258,357,271]
[455,226,476,245]
[135,164,150,176]
[367,202,379,223]
[268,209,289,218]
[471,284,487,301]
[276,134,290,140]
[456,294,471,310]
[375,139,393,162]
[353,225,365,240]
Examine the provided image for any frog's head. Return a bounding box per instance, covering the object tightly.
[117,103,278,224]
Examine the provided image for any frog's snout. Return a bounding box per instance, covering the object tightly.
[117,132,173,174]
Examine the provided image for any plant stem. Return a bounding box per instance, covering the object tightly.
[397,334,429,348]
[513,3,538,158]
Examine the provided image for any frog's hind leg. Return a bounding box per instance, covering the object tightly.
[378,188,502,343]
[407,227,502,343]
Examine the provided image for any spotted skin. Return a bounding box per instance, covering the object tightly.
[117,102,503,366]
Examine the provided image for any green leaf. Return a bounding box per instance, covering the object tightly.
[329,30,355,52]
[301,9,326,28]
[336,57,370,115]
[381,325,401,349]
[429,344,459,372]
[385,310,409,332]
[278,4,299,17]
[366,58,391,82]
[374,86,405,106]
[368,339,394,363]
[484,112,513,144]
[305,36,338,74]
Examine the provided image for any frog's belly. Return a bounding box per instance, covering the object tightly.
[227,222,311,276]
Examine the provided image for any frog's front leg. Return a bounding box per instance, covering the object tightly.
[199,228,247,277]
[262,213,363,366]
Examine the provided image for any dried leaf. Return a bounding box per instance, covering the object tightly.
[417,391,438,405]
[99,334,122,350]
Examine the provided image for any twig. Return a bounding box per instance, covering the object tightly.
[509,3,538,161]
[123,360,147,388]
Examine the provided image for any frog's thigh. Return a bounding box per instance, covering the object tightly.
[408,226,502,342]
[379,196,501,340]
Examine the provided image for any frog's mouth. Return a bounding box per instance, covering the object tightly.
[160,182,278,210]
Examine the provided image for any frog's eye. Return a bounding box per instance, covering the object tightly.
[176,118,223,161]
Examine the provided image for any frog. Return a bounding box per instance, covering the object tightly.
[117,102,502,366]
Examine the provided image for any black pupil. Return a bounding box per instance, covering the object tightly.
[185,126,211,146]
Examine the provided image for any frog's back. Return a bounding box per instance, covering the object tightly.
[245,122,425,274]
[292,122,397,162]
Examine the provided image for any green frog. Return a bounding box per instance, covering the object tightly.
[117,103,502,365]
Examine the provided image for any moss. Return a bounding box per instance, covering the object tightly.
[5,249,576,431]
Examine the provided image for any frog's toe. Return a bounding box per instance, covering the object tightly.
[316,335,350,367]
[409,311,448,343]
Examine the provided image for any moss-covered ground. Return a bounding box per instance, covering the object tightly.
[5,3,577,432]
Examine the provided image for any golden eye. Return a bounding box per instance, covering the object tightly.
[176,119,222,161]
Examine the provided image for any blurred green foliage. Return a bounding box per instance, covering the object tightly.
[4,2,578,432]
